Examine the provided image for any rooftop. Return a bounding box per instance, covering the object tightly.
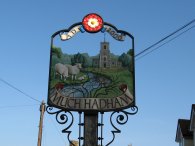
[176,119,193,142]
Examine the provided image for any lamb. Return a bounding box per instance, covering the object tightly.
[66,63,82,80]
[54,63,69,81]
[78,75,85,81]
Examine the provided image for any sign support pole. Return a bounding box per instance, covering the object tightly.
[84,112,98,146]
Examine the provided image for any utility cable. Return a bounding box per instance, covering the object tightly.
[136,24,195,61]
[0,104,39,109]
[0,78,42,103]
[135,19,195,58]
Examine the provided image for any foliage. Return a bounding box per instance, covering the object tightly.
[82,53,93,67]
[118,53,131,67]
[52,46,63,58]
[127,49,134,56]
[51,55,61,66]
[127,49,134,73]
[61,54,72,64]
[89,68,134,98]
[71,53,89,68]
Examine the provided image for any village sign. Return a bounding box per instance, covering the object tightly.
[47,13,136,112]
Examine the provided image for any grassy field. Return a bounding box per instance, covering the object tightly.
[88,67,134,98]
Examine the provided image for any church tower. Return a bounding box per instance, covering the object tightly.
[99,42,111,68]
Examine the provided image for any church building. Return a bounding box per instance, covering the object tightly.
[92,41,121,68]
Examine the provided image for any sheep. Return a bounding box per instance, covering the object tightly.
[65,63,82,80]
[54,63,69,81]
[78,75,85,81]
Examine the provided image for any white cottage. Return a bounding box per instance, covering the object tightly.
[190,104,195,146]
[175,119,193,146]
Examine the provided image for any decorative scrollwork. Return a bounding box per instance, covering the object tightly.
[46,106,75,146]
[106,106,138,146]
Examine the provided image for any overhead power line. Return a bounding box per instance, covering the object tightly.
[135,19,195,58]
[136,24,195,61]
[0,104,39,109]
[0,78,41,103]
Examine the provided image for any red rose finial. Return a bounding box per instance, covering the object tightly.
[82,13,103,33]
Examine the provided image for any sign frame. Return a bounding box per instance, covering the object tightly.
[47,13,136,112]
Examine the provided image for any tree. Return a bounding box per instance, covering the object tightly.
[127,49,134,56]
[127,49,134,73]
[82,53,92,67]
[71,53,89,68]
[118,53,131,67]
[52,46,63,58]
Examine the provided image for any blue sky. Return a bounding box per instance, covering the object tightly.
[0,0,195,146]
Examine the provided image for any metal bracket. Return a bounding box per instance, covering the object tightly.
[106,106,138,146]
[46,105,138,146]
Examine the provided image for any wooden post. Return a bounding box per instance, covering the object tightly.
[37,101,46,146]
[84,112,98,146]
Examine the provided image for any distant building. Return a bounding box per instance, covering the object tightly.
[175,119,193,146]
[175,104,195,146]
[190,104,195,146]
[92,42,121,68]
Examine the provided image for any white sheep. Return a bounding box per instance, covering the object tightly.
[54,63,69,81]
[78,75,85,81]
[66,63,82,80]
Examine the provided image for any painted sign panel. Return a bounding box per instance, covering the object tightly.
[47,13,135,112]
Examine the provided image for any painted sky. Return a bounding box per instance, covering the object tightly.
[53,32,132,56]
[0,1,195,146]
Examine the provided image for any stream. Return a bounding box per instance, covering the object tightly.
[60,72,111,98]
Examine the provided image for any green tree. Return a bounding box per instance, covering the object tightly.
[118,53,131,67]
[127,49,134,56]
[52,46,63,58]
[71,53,89,68]
[82,53,92,67]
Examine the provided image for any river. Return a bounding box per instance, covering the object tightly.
[59,72,111,98]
